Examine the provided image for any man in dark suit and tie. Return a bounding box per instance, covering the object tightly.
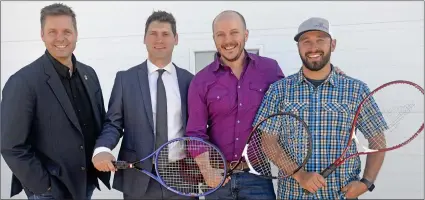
[1,3,110,200]
[91,11,195,199]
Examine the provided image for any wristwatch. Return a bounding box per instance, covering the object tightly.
[360,178,375,192]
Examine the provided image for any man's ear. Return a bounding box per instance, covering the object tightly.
[174,33,179,46]
[331,39,336,52]
[244,29,249,42]
[41,29,44,41]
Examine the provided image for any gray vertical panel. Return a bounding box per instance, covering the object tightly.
[194,49,259,74]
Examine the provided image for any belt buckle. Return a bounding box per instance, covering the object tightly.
[229,161,243,171]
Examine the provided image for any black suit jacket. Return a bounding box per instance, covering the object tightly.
[93,61,193,197]
[1,54,111,200]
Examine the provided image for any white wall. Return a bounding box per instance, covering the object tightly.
[1,1,423,199]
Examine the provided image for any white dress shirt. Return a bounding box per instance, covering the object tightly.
[92,60,185,161]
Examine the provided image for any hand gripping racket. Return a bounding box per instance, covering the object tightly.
[227,112,313,179]
[305,80,424,195]
[112,137,227,197]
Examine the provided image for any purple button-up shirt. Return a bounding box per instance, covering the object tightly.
[186,52,284,161]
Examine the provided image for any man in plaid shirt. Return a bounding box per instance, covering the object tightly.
[253,17,387,199]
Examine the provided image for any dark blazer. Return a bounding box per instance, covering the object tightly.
[93,60,193,197]
[1,54,111,200]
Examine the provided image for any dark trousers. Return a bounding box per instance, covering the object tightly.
[123,168,198,200]
[24,182,96,200]
[205,172,275,200]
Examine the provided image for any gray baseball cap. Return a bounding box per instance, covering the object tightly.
[294,17,332,42]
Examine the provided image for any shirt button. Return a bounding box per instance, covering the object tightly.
[239,103,242,106]
[234,154,237,158]
[237,120,240,124]
[81,167,85,171]
[217,96,220,99]
[236,138,239,141]
[238,85,241,89]
[259,89,262,92]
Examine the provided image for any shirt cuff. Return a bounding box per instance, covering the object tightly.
[92,147,112,159]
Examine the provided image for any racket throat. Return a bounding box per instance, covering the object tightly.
[353,132,379,153]
[241,145,261,176]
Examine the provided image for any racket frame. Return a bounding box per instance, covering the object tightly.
[228,112,313,179]
[113,136,228,197]
[321,80,425,178]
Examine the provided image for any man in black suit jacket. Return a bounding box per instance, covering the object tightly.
[91,11,195,199]
[1,3,110,200]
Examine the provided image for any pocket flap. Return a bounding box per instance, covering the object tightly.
[249,82,268,92]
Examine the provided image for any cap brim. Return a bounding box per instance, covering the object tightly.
[294,29,331,42]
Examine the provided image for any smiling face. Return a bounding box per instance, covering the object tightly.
[41,15,77,62]
[213,13,248,64]
[297,30,336,71]
[144,20,178,62]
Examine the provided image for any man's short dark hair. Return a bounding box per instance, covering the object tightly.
[212,10,247,32]
[40,3,77,31]
[145,11,177,36]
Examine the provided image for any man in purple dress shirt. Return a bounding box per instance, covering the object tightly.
[185,10,284,199]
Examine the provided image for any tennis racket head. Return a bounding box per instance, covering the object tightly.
[323,80,424,178]
[154,137,227,197]
[230,112,312,179]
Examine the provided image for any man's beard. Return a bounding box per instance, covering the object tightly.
[300,48,331,71]
[221,42,245,62]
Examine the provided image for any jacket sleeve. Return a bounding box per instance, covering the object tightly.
[1,74,51,194]
[94,72,124,151]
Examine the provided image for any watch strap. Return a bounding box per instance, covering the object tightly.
[360,178,375,192]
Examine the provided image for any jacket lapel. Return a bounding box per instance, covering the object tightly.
[77,65,101,131]
[43,55,82,133]
[138,61,154,132]
[174,63,188,129]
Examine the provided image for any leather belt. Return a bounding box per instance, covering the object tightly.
[220,161,250,172]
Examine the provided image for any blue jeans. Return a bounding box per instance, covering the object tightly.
[205,172,275,200]
[26,183,96,200]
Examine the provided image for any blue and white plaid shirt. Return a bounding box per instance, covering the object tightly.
[253,67,387,199]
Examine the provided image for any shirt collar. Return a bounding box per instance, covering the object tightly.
[211,49,256,72]
[147,59,175,75]
[45,49,77,78]
[296,64,339,87]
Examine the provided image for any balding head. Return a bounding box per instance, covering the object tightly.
[211,10,249,65]
[212,10,246,32]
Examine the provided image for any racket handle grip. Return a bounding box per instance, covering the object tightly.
[303,164,338,196]
[320,163,337,178]
[112,161,132,169]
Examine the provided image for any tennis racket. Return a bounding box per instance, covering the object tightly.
[227,112,313,179]
[112,137,227,197]
[305,80,424,195]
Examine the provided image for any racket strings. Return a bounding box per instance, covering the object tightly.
[367,133,387,150]
[246,114,311,178]
[155,139,226,195]
[355,82,424,152]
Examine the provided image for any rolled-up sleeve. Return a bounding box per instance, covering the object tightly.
[186,77,209,157]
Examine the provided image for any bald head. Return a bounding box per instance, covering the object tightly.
[211,10,248,65]
[212,10,246,32]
